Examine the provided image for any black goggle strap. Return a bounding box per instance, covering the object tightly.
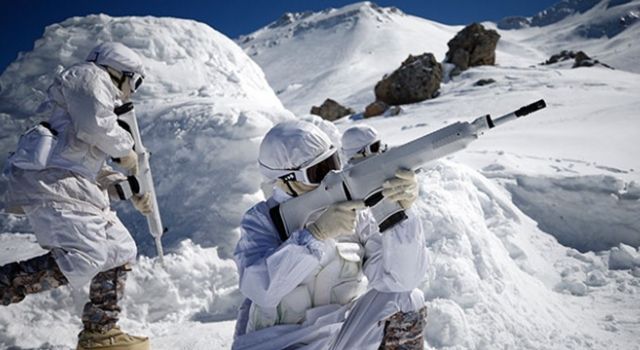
[279,173,299,197]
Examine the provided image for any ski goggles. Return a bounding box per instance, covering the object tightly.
[359,140,387,157]
[280,150,341,185]
[123,71,144,93]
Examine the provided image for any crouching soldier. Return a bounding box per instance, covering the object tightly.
[1,42,151,350]
[232,120,428,350]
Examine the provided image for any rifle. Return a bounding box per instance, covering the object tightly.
[113,103,165,263]
[270,100,547,240]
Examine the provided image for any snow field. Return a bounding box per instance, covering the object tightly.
[1,1,640,349]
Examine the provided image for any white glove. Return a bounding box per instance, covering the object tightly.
[382,169,418,209]
[307,200,365,240]
[131,193,153,215]
[118,149,139,175]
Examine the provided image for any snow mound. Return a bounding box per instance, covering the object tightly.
[609,243,640,269]
[0,238,241,348]
[0,14,294,256]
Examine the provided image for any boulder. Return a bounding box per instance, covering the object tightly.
[363,100,388,118]
[374,53,442,105]
[310,98,354,121]
[445,23,500,76]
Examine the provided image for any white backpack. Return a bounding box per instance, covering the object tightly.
[7,122,58,171]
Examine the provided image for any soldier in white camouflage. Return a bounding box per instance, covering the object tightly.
[1,42,150,350]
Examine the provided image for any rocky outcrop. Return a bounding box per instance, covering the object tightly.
[374,53,442,105]
[310,98,354,121]
[542,50,613,69]
[445,23,500,76]
[364,100,388,118]
[363,101,402,118]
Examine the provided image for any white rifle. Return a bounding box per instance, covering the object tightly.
[113,102,165,263]
[269,100,547,240]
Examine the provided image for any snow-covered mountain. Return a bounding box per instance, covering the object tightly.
[238,2,457,116]
[1,1,639,349]
[239,0,640,115]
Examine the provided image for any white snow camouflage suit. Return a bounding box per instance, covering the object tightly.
[232,187,428,350]
[4,61,137,289]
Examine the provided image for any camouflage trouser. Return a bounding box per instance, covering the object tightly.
[0,252,68,306]
[1,252,129,333]
[81,264,130,333]
[378,306,427,350]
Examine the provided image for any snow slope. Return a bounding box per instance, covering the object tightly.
[1,1,640,349]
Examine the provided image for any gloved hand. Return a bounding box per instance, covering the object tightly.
[117,149,139,175]
[131,193,153,215]
[307,200,365,240]
[382,169,418,209]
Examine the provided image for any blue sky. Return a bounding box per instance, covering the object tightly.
[0,0,560,72]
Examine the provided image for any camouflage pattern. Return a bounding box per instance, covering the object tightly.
[0,252,68,306]
[378,306,427,350]
[82,264,130,333]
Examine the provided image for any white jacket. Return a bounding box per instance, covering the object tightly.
[46,62,133,180]
[234,188,428,336]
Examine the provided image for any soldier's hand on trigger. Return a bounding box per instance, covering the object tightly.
[131,193,153,215]
[307,200,365,240]
[382,169,418,209]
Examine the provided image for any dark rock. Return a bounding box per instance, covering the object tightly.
[473,78,496,86]
[364,100,388,118]
[542,50,577,65]
[445,23,500,76]
[310,98,354,121]
[374,53,442,105]
[542,50,614,69]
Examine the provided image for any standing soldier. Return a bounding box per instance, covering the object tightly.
[1,42,151,350]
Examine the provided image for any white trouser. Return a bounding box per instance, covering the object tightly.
[25,204,137,288]
[232,288,425,350]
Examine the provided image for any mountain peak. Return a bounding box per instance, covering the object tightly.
[239,2,404,46]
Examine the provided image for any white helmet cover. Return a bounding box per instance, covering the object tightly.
[341,125,381,159]
[86,42,145,76]
[259,120,334,180]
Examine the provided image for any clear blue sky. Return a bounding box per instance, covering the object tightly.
[0,0,559,72]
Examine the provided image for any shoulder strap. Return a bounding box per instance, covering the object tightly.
[269,204,289,242]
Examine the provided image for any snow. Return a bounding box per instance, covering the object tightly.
[1,1,640,349]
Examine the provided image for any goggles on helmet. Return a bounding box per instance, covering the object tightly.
[123,71,144,93]
[359,140,387,157]
[279,150,341,186]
